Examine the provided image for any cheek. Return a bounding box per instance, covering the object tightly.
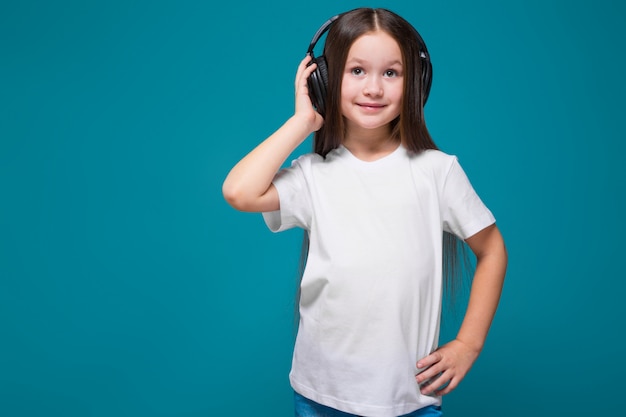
[340,76,355,98]
[340,93,351,116]
[340,79,355,108]
[390,83,404,103]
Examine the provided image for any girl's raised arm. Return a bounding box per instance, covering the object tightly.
[222,56,324,213]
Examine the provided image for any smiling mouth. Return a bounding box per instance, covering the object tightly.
[358,103,385,109]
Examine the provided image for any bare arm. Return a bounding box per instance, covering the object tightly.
[456,224,508,352]
[222,56,324,212]
[416,223,508,395]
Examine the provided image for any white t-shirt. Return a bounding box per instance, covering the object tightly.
[263,145,495,417]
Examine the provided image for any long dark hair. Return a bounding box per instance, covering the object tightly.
[295,8,472,326]
[314,8,437,156]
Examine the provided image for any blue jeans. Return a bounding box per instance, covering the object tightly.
[294,392,442,417]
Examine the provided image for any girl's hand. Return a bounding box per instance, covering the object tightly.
[415,339,481,396]
[294,55,324,132]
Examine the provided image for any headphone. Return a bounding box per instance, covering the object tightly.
[306,13,433,117]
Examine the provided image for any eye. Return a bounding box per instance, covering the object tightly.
[384,69,398,78]
[350,67,364,76]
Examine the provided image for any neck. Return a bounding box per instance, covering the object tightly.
[343,125,400,162]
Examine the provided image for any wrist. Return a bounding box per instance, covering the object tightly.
[454,336,484,354]
[292,106,323,132]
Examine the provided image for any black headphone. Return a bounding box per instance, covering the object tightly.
[306,13,433,117]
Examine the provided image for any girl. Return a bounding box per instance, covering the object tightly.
[223,8,507,417]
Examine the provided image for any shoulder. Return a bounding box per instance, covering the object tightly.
[413,148,456,163]
[274,152,328,185]
[289,151,325,167]
[409,149,458,175]
[280,152,325,175]
[286,148,346,173]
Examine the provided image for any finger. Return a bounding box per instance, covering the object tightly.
[417,376,435,393]
[416,371,440,391]
[298,64,317,89]
[296,55,312,74]
[294,58,307,90]
[295,56,316,84]
[417,351,441,369]
[295,70,316,101]
[301,53,313,66]
[415,364,443,385]
[434,377,458,396]
[420,372,451,395]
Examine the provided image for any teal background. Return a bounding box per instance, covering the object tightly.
[1,0,624,416]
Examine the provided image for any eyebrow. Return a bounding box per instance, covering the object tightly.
[346,57,403,67]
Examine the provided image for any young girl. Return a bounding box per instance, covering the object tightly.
[223,8,507,417]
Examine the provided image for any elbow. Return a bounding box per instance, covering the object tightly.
[222,176,276,212]
[222,180,263,212]
[222,181,248,211]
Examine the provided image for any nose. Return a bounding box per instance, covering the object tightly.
[363,75,383,97]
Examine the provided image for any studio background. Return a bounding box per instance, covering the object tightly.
[1,0,624,416]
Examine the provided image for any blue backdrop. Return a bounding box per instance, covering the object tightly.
[1,0,624,416]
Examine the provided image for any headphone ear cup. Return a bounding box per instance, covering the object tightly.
[307,56,329,116]
[422,59,432,105]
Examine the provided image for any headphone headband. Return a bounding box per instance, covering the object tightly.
[305,11,433,116]
[307,14,340,55]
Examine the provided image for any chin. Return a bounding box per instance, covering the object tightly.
[354,116,397,130]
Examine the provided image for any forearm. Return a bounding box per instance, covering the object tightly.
[416,226,507,396]
[223,55,324,212]
[456,226,508,352]
[222,115,313,211]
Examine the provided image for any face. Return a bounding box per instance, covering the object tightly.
[340,30,404,134]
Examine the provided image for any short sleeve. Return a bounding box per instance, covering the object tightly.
[441,157,495,239]
[262,155,313,232]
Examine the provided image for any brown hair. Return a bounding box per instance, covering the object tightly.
[313,7,437,157]
[296,8,472,322]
